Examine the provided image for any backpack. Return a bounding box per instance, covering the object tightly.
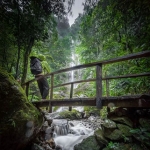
[30,57,42,75]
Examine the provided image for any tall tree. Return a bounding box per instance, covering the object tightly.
[0,0,75,84]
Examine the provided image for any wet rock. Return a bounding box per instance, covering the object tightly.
[111,117,133,127]
[104,129,122,140]
[0,68,43,150]
[107,108,128,118]
[55,145,62,150]
[31,143,45,150]
[59,110,81,120]
[94,129,108,146]
[45,127,53,134]
[41,121,49,131]
[117,124,132,136]
[45,112,61,119]
[46,138,56,149]
[102,119,116,129]
[74,136,100,150]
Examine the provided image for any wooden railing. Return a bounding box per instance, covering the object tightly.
[23,50,150,112]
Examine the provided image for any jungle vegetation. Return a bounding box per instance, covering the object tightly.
[0,0,150,99]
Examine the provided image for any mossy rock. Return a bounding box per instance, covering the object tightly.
[111,117,133,127]
[74,136,100,150]
[117,124,132,137]
[102,119,117,129]
[59,109,80,120]
[0,68,43,150]
[104,129,122,140]
[94,128,108,146]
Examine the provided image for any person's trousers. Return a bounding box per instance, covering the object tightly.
[36,75,49,99]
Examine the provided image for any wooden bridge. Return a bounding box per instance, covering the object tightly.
[23,50,150,112]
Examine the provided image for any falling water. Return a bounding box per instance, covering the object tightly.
[49,53,92,149]
[53,120,94,150]
[69,52,81,88]
[46,111,94,150]
[70,53,75,82]
[52,119,69,136]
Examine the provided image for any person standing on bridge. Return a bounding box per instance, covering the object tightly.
[30,53,50,100]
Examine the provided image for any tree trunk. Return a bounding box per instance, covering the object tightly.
[21,37,34,85]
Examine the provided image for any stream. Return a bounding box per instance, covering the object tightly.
[31,106,102,150]
[53,119,94,150]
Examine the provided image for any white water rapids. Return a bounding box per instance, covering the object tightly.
[48,107,94,150]
[54,122,94,150]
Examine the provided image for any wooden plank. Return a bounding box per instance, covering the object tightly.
[102,50,150,65]
[96,64,102,109]
[103,72,150,80]
[33,98,96,107]
[53,79,95,88]
[52,72,150,89]
[102,95,150,107]
[32,95,150,108]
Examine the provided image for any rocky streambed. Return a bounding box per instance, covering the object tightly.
[24,107,150,150]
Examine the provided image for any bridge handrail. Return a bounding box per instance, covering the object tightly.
[23,50,150,85]
[52,72,150,88]
[23,50,150,111]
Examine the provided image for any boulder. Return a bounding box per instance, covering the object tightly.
[104,129,122,140]
[111,117,133,127]
[74,136,100,150]
[102,119,116,129]
[94,129,108,146]
[59,110,81,120]
[117,124,132,136]
[0,68,43,150]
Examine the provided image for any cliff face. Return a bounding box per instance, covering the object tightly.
[0,67,43,150]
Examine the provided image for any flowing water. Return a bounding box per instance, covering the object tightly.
[53,120,94,150]
[47,107,94,150]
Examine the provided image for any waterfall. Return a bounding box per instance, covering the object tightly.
[44,111,94,150]
[69,52,81,88]
[70,53,75,82]
[52,119,69,136]
[53,120,94,150]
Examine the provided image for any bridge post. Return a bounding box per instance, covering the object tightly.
[49,74,54,113]
[69,83,74,111]
[105,72,109,97]
[96,64,102,109]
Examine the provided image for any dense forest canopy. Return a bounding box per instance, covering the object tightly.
[72,0,150,96]
[0,0,75,83]
[0,0,150,97]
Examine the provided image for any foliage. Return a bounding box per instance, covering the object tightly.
[130,128,150,145]
[107,142,119,149]
[1,0,150,101]
[100,106,108,119]
[0,0,74,84]
[71,0,150,97]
